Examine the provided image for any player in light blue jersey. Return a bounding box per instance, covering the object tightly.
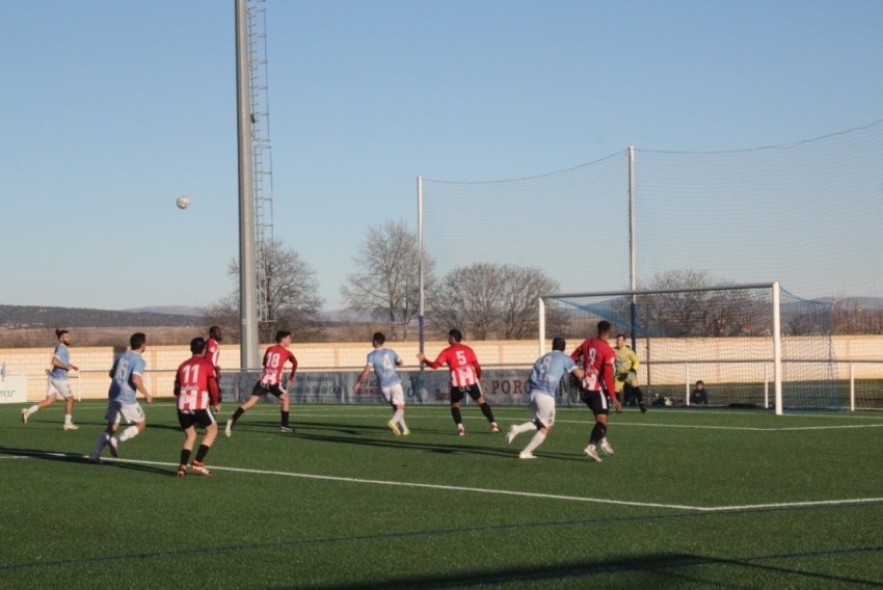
[22,329,80,430]
[89,332,154,463]
[353,332,409,435]
[506,337,585,459]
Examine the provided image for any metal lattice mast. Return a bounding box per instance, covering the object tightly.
[246,0,275,330]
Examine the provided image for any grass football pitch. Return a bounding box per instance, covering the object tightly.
[2,401,882,589]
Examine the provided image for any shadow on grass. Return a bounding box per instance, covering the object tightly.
[266,421,587,463]
[0,445,174,476]
[218,418,598,462]
[305,551,883,590]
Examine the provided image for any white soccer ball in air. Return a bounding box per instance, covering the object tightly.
[176,195,190,210]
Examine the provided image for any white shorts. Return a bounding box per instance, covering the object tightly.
[46,377,73,399]
[381,383,405,406]
[105,401,146,425]
[530,392,556,428]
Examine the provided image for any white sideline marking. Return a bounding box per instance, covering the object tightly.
[555,420,883,432]
[221,408,883,432]
[14,451,871,514]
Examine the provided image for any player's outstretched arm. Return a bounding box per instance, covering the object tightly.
[353,365,372,392]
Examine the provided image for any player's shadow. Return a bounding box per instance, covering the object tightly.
[0,445,171,475]
[289,428,587,462]
[100,459,177,476]
[0,445,85,464]
[222,420,590,462]
[145,423,186,432]
[225,420,362,436]
[302,551,881,590]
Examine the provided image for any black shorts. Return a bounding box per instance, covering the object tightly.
[580,389,610,417]
[450,383,483,404]
[177,409,217,430]
[251,382,286,398]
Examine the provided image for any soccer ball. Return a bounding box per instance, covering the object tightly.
[176,195,190,210]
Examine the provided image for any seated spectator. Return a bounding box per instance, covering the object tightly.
[690,380,709,405]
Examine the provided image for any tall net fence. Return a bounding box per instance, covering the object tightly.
[421,119,883,314]
[421,151,629,306]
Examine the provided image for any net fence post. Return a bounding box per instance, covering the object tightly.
[849,362,855,411]
[628,146,638,349]
[764,363,769,409]
[684,362,690,405]
[772,281,783,415]
[538,297,546,356]
[417,175,426,397]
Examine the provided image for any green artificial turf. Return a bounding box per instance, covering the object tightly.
[2,401,881,588]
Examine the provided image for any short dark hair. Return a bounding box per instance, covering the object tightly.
[209,326,222,340]
[597,321,611,336]
[696,380,704,386]
[275,330,291,343]
[448,328,463,343]
[55,328,69,339]
[372,332,386,345]
[130,332,147,350]
[551,337,566,352]
[616,333,626,339]
[190,337,206,355]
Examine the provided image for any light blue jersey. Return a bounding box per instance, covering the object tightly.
[528,351,576,397]
[366,347,402,388]
[51,343,71,380]
[108,351,146,405]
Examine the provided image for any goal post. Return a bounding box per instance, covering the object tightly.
[539,282,838,414]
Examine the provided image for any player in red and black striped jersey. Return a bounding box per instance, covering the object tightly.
[225,330,298,437]
[204,325,222,382]
[418,328,499,436]
[174,337,221,476]
[571,320,622,462]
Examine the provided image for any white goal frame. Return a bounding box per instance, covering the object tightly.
[538,282,785,415]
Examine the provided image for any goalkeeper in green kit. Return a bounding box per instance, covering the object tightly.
[614,333,647,414]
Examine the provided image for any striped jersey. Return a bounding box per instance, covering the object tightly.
[204,337,221,378]
[175,355,219,411]
[259,344,298,386]
[425,343,482,387]
[571,337,617,397]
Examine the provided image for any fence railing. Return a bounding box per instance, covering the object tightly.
[7,359,882,411]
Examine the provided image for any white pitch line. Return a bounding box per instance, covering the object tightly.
[555,420,883,432]
[220,410,883,432]
[56,453,883,514]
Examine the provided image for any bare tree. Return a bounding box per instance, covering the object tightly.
[340,220,432,340]
[430,263,558,339]
[634,270,769,337]
[207,240,324,343]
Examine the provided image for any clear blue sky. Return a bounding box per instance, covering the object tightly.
[2,0,881,311]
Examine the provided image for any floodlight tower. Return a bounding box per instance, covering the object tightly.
[235,0,276,374]
[246,0,276,332]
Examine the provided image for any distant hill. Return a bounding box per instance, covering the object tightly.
[812,297,883,310]
[0,305,203,328]
[124,305,205,317]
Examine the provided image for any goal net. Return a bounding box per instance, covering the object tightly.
[539,283,840,413]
